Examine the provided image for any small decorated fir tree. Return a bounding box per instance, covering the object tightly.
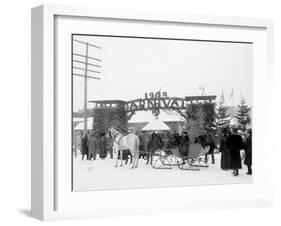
[235,96,251,136]
[216,91,230,129]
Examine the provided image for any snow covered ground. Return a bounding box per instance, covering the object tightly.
[73,153,252,191]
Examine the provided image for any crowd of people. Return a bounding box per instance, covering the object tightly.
[80,131,113,161]
[78,126,252,177]
[220,127,252,176]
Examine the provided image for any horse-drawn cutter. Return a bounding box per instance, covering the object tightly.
[145,143,210,170]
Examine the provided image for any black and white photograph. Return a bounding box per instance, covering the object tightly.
[72,34,253,191]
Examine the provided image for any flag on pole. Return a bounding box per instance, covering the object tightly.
[198,86,206,96]
[229,88,234,100]
[220,90,225,104]
[240,91,244,99]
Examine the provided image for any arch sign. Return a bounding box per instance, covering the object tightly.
[90,91,216,116]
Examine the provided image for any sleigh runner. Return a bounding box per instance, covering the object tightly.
[147,143,210,170]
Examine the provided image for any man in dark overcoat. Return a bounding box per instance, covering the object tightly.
[244,129,252,175]
[226,127,244,176]
[205,130,216,164]
[80,133,88,160]
[220,128,231,170]
[99,133,107,159]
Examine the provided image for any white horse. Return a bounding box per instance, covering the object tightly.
[109,127,140,168]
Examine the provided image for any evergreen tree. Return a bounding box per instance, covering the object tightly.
[235,96,251,135]
[175,102,216,140]
[184,104,206,141]
[93,107,128,133]
[202,102,216,130]
[216,91,230,129]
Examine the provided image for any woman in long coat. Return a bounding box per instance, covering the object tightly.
[226,128,244,176]
[220,128,231,170]
[87,133,97,160]
[80,133,88,160]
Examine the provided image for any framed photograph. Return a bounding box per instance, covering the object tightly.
[31,4,274,221]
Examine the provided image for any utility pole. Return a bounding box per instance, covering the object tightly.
[73,39,102,135]
[83,43,89,135]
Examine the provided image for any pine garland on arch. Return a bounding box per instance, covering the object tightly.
[92,107,128,133]
[175,102,216,140]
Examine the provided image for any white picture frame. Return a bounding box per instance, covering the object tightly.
[31,4,274,221]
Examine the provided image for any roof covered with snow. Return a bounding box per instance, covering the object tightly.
[142,118,170,131]
[129,110,184,123]
[74,118,93,131]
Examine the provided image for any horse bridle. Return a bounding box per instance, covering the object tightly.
[110,128,125,147]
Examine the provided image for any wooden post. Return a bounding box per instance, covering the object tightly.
[84,42,89,135]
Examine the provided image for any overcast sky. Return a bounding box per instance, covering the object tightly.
[72,35,253,116]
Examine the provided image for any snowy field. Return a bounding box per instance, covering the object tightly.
[73,153,252,191]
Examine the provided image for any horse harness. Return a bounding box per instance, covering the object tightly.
[112,131,131,150]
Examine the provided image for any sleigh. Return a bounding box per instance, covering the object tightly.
[150,143,210,170]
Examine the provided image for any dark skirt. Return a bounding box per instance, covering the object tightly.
[244,151,252,166]
[81,137,88,155]
[220,148,231,169]
[207,145,215,154]
[99,149,107,159]
[229,150,242,169]
[99,139,107,159]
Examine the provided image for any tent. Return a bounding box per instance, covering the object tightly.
[142,118,170,131]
